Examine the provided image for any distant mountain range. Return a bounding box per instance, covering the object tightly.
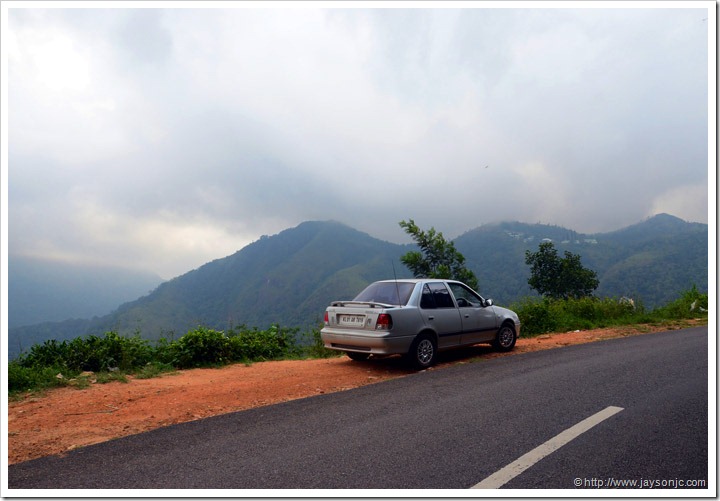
[7,214,708,359]
[8,258,164,328]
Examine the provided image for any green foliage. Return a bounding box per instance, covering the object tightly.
[9,323,324,394]
[525,242,599,299]
[165,327,233,368]
[399,219,479,290]
[156,325,298,368]
[512,296,643,336]
[650,284,708,320]
[16,339,67,370]
[512,286,705,337]
[227,324,296,362]
[510,297,559,335]
[18,332,154,372]
[8,362,69,394]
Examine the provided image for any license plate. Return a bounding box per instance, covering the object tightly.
[338,314,365,327]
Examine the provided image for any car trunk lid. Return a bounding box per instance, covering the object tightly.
[325,302,394,331]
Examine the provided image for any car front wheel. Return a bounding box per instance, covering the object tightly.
[493,323,517,352]
[407,332,437,370]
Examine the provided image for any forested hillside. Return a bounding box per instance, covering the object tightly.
[8,214,708,359]
[101,221,409,337]
[454,213,708,307]
[588,214,708,305]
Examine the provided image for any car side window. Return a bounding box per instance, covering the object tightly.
[420,284,436,309]
[448,283,483,307]
[428,283,454,308]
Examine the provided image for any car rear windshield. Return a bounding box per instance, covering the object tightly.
[353,282,415,306]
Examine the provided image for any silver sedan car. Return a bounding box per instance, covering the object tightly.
[321,279,521,369]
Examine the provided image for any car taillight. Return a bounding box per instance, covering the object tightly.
[375,313,392,330]
[324,311,329,325]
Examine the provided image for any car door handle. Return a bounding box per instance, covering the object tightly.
[464,314,470,318]
[428,316,434,320]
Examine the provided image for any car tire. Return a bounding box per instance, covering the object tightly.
[346,352,371,362]
[407,332,437,370]
[493,323,517,352]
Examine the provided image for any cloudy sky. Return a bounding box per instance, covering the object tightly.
[3,2,713,279]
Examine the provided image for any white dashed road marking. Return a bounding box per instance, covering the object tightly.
[472,406,624,489]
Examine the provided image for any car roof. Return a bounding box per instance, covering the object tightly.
[375,278,462,284]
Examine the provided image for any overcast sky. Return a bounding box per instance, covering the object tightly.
[4,2,713,279]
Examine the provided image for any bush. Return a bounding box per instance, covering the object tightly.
[18,332,154,373]
[511,297,558,336]
[513,295,647,336]
[227,324,296,361]
[9,362,69,394]
[167,327,232,368]
[556,296,641,328]
[651,285,708,320]
[17,339,68,369]
[157,325,298,368]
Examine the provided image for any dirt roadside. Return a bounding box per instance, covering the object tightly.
[7,320,706,465]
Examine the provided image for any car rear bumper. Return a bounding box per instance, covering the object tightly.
[320,327,415,355]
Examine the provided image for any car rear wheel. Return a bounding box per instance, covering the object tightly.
[407,332,437,370]
[346,352,371,362]
[493,323,517,352]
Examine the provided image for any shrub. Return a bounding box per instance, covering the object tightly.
[561,296,601,323]
[513,295,649,336]
[651,285,708,320]
[19,332,155,373]
[167,327,232,368]
[17,339,68,369]
[227,324,295,361]
[9,362,69,394]
[68,332,154,372]
[511,297,558,336]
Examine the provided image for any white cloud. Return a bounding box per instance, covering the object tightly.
[14,192,255,278]
[5,4,712,278]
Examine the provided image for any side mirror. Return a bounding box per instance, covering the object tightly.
[484,298,494,307]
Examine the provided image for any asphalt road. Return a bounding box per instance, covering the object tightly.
[7,326,709,491]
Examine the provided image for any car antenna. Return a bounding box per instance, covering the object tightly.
[392,260,402,308]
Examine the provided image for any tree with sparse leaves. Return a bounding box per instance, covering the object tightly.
[399,219,479,291]
[525,241,599,299]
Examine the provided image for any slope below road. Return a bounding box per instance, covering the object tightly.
[8,320,706,465]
